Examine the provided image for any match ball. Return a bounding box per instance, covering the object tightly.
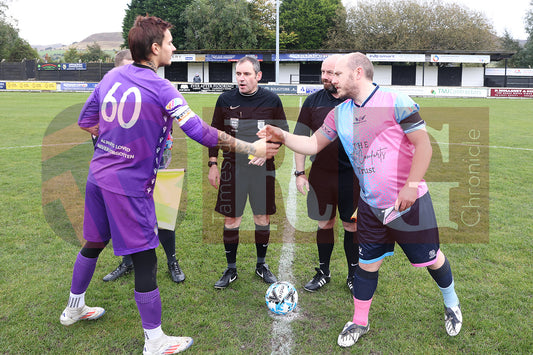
[265,281,298,315]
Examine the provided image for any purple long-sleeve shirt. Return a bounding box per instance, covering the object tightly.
[78,63,218,197]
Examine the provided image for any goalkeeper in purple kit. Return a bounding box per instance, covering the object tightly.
[59,15,275,355]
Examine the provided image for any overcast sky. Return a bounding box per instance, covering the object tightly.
[5,0,531,46]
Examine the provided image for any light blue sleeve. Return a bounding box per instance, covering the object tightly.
[394,94,420,124]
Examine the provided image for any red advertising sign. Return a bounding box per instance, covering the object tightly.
[490,88,533,98]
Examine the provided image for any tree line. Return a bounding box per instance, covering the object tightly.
[0,0,39,61]
[121,0,533,67]
[1,0,533,67]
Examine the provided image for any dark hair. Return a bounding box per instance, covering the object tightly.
[114,49,132,67]
[237,56,261,74]
[128,15,173,63]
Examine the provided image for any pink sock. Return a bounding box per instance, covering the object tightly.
[352,297,373,326]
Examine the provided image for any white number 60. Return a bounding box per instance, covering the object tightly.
[101,82,142,129]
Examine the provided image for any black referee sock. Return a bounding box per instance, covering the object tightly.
[317,228,334,274]
[223,227,239,266]
[344,229,359,276]
[158,229,177,265]
[255,223,270,262]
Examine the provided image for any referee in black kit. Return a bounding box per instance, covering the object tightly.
[207,56,289,289]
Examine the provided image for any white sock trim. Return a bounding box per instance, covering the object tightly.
[67,292,85,309]
[144,325,164,341]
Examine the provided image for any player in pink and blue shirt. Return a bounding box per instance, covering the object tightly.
[60,16,275,355]
[260,52,462,348]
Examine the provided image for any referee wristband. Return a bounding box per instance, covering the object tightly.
[294,170,305,177]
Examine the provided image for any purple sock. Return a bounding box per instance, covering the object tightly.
[135,288,162,330]
[70,252,98,294]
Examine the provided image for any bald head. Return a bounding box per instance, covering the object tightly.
[323,54,343,67]
[343,52,374,81]
[332,52,376,104]
[321,54,344,94]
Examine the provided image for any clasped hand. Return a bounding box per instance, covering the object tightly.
[250,125,284,161]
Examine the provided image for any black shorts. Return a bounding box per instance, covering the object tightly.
[357,192,440,267]
[215,160,276,218]
[307,166,359,222]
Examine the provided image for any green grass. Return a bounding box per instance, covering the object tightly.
[0,92,532,354]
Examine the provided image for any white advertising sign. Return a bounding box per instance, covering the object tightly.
[431,54,490,64]
[367,53,426,62]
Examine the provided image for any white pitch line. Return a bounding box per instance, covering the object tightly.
[270,159,299,355]
[0,138,188,150]
[270,97,303,355]
[488,145,533,151]
[0,142,92,150]
[431,141,533,152]
[1,139,530,151]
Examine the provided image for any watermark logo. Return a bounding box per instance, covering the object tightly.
[42,104,488,247]
[41,104,188,247]
[423,107,489,243]
[41,103,92,246]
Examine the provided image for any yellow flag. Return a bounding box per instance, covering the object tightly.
[153,169,185,231]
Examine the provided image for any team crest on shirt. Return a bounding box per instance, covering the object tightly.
[257,120,265,130]
[353,114,367,125]
[230,118,239,132]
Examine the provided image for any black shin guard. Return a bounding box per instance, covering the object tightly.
[427,256,453,288]
[80,240,108,258]
[353,265,379,300]
[131,249,158,293]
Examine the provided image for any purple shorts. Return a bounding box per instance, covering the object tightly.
[83,181,159,256]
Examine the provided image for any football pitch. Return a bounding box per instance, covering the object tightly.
[0,91,531,354]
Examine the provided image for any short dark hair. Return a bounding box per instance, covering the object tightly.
[237,56,261,74]
[114,49,132,67]
[128,15,173,63]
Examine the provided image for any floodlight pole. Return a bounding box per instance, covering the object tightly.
[275,0,280,84]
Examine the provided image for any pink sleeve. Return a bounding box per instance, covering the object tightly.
[318,108,338,141]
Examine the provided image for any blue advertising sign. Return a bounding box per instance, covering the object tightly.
[0,82,6,90]
[60,63,87,71]
[206,54,263,62]
[260,84,298,94]
[297,85,322,95]
[60,82,98,91]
